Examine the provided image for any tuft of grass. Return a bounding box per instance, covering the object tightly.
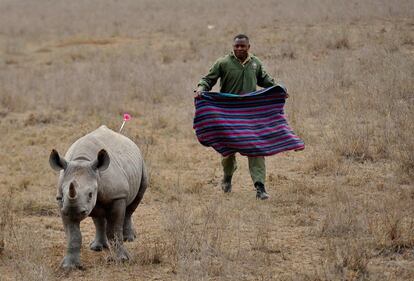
[324,238,370,281]
[327,37,351,50]
[0,189,54,280]
[22,199,59,217]
[136,239,165,265]
[394,138,414,183]
[24,112,53,126]
[0,190,15,255]
[319,185,366,237]
[371,192,414,255]
[184,181,204,194]
[162,197,231,280]
[307,149,341,174]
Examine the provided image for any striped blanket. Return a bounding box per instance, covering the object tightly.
[193,85,305,157]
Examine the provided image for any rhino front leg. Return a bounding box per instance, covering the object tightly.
[61,219,82,269]
[106,199,131,261]
[90,217,109,251]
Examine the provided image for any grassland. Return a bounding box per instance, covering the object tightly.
[0,0,413,280]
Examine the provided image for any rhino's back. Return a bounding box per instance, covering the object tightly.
[66,125,143,204]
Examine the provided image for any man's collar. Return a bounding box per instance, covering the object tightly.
[231,51,251,65]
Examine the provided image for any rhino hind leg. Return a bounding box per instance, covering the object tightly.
[123,215,136,242]
[106,199,130,262]
[123,167,148,242]
[90,217,109,251]
[122,191,143,242]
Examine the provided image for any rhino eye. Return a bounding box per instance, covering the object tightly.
[88,192,93,199]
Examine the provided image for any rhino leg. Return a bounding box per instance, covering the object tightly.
[106,199,130,261]
[61,219,82,270]
[90,217,109,251]
[123,215,136,242]
[123,165,148,242]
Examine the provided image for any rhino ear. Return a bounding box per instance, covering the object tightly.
[49,149,68,171]
[91,149,110,172]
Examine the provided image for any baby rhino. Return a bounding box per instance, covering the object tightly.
[49,125,148,269]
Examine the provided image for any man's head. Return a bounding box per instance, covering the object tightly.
[233,34,250,61]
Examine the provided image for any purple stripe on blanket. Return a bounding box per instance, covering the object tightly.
[196,104,283,115]
[193,85,305,157]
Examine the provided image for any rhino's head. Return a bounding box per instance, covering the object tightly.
[49,149,110,220]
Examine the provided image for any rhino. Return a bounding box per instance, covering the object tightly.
[49,125,148,269]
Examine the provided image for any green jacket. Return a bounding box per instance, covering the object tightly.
[197,53,276,94]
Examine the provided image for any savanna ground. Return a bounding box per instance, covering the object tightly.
[0,0,413,280]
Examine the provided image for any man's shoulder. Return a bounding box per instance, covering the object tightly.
[215,54,232,64]
[210,54,233,70]
[250,54,264,64]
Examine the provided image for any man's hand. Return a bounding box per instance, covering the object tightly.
[194,87,204,97]
[285,92,289,98]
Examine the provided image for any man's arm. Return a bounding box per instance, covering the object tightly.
[195,59,221,96]
[257,62,276,88]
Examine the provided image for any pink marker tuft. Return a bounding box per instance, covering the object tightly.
[123,113,131,121]
[119,113,132,133]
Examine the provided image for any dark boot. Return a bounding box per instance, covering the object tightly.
[254,182,269,200]
[221,175,232,193]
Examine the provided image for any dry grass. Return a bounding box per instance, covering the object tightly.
[0,0,413,280]
[0,190,55,281]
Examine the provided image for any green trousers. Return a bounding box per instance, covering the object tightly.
[221,154,265,184]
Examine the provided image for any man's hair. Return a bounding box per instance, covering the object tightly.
[233,34,249,42]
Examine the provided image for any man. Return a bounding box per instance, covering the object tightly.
[195,34,287,200]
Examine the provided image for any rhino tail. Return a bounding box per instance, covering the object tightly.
[140,162,149,193]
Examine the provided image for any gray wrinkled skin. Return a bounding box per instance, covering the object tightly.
[49,126,148,269]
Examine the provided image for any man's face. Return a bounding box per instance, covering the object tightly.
[233,38,250,60]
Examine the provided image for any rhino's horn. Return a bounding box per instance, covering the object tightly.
[68,182,77,200]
